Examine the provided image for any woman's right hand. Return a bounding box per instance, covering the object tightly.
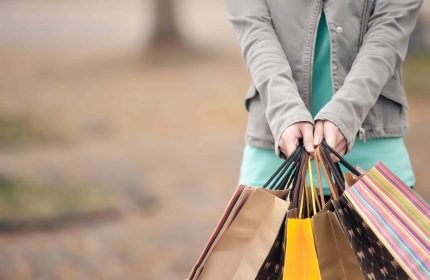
[279,122,314,157]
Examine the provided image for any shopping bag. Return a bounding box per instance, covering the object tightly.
[312,208,364,280]
[284,218,321,280]
[319,141,412,279]
[255,217,287,279]
[343,162,430,280]
[255,147,307,280]
[283,154,321,280]
[312,147,363,280]
[333,196,410,280]
[188,184,249,279]
[189,147,304,280]
[188,186,289,280]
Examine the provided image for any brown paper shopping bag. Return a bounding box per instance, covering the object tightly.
[188,185,250,279]
[311,147,363,280]
[188,147,305,280]
[312,205,363,280]
[198,188,289,279]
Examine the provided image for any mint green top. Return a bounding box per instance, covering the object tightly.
[239,12,415,193]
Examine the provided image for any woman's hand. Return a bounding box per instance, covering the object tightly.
[279,122,314,157]
[313,120,347,160]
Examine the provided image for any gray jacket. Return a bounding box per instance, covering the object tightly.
[226,0,422,156]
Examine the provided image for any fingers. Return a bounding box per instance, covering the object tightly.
[313,121,324,146]
[279,121,349,157]
[280,121,348,158]
[279,122,314,157]
[324,121,337,150]
[301,123,314,154]
[322,121,338,162]
[279,139,289,157]
[279,124,300,157]
[335,139,347,156]
[286,137,299,157]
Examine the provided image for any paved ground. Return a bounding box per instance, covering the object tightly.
[0,47,249,279]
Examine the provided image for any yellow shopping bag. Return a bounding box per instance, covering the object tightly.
[283,158,321,280]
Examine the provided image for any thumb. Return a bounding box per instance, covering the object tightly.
[324,122,337,149]
[313,121,324,146]
[286,136,299,157]
[301,123,314,153]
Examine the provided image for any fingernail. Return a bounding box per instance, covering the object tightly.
[306,145,314,152]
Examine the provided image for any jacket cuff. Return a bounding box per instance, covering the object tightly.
[314,112,356,152]
[273,113,314,158]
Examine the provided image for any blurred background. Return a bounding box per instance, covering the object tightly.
[0,0,428,279]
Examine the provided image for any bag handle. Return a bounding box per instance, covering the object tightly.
[291,151,309,210]
[321,140,362,177]
[263,146,304,190]
[274,147,303,190]
[318,142,346,194]
[277,159,299,191]
[298,157,311,218]
[314,147,328,205]
[308,158,318,216]
[315,146,340,200]
[318,140,365,198]
[297,157,322,218]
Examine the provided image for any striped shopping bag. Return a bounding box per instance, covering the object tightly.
[343,162,430,280]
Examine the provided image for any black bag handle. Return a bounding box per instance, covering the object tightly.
[291,151,309,210]
[318,142,346,194]
[269,148,302,190]
[275,158,299,191]
[263,146,301,189]
[263,146,304,190]
[321,140,361,177]
[317,140,365,196]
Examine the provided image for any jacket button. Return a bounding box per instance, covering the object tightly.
[336,26,343,33]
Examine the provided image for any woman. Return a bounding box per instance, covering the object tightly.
[226,0,422,192]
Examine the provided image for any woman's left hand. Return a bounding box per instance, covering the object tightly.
[313,120,347,159]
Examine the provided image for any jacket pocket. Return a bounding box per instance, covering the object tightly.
[363,74,408,131]
[379,73,408,108]
[246,94,275,144]
[244,84,258,111]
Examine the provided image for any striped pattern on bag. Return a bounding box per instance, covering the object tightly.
[344,162,430,280]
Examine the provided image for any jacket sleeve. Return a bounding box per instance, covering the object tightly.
[315,0,423,152]
[226,0,313,157]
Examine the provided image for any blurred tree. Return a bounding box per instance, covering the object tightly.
[150,0,184,48]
